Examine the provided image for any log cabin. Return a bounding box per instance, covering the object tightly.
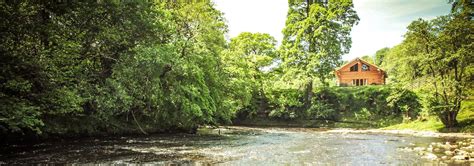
[334,58,386,86]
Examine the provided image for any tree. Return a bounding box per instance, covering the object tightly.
[221,32,277,118]
[102,1,232,130]
[280,0,359,109]
[0,0,235,135]
[449,0,473,19]
[0,1,166,134]
[383,13,473,128]
[361,55,375,64]
[374,47,390,66]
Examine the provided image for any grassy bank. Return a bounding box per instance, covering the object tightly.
[236,99,473,133]
[236,109,472,133]
[384,103,474,133]
[234,117,396,129]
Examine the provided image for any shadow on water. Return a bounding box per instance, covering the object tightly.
[0,126,468,165]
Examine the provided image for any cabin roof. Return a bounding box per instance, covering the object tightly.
[335,57,385,73]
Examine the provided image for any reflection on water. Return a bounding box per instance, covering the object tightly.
[0,126,460,165]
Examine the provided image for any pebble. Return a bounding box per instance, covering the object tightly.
[453,159,467,164]
[426,147,433,152]
[452,155,466,160]
[421,153,438,161]
[412,139,474,162]
[399,147,412,152]
[441,156,448,160]
[414,147,426,151]
[445,151,454,156]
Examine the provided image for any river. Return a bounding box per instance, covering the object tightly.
[0,126,465,165]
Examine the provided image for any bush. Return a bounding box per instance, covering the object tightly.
[307,87,341,120]
[352,86,392,115]
[238,85,422,127]
[386,88,421,121]
[307,102,338,120]
[292,86,420,122]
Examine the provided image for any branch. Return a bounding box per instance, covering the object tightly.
[131,110,148,135]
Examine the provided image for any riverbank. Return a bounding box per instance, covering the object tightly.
[233,102,473,135]
[324,128,474,139]
[233,118,473,138]
[222,126,474,139]
[384,104,474,133]
[233,118,385,129]
[0,116,199,145]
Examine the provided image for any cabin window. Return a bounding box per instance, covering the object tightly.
[350,64,358,71]
[362,64,370,71]
[352,79,367,86]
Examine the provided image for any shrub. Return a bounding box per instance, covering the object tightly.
[386,88,421,121]
[307,86,421,122]
[307,102,338,120]
[242,85,422,125]
[307,87,341,120]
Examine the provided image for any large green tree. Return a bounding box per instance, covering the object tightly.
[280,0,359,109]
[382,12,473,127]
[221,32,277,118]
[0,1,234,136]
[96,1,232,131]
[0,1,165,134]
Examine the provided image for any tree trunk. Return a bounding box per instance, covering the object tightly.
[258,89,267,114]
[304,79,313,110]
[439,110,459,128]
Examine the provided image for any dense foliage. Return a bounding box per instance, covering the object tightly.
[380,4,473,127]
[0,1,239,137]
[266,86,421,125]
[374,47,389,66]
[276,0,359,115]
[221,32,277,119]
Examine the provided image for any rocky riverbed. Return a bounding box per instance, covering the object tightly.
[1,126,471,165]
[400,138,474,164]
[326,128,474,139]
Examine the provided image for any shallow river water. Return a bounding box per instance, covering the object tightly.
[0,126,463,165]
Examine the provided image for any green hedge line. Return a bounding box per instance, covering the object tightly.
[254,86,422,126]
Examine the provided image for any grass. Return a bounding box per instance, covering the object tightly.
[384,100,474,133]
[235,99,473,133]
[234,117,383,129]
[383,117,445,132]
[457,101,474,132]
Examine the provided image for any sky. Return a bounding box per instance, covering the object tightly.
[213,0,452,60]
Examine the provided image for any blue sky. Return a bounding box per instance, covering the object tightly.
[213,0,451,60]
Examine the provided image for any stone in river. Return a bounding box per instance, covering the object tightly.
[441,156,449,160]
[445,151,454,156]
[452,155,467,161]
[422,153,438,161]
